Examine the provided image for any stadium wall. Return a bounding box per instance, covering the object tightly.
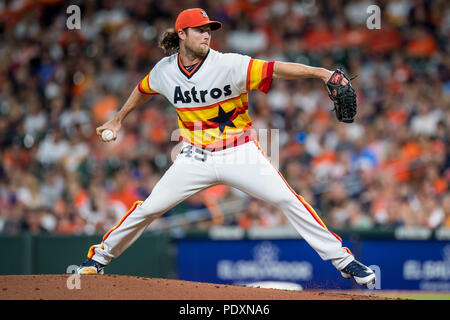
[1,227,449,291]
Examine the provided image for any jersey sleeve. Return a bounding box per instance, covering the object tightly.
[229,54,274,94]
[245,59,275,94]
[137,70,159,95]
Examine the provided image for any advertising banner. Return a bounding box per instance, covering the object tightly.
[177,238,450,291]
[361,240,450,291]
[177,239,354,289]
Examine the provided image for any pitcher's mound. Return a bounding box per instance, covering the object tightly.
[0,275,390,300]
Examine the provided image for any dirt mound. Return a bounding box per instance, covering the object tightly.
[0,275,391,300]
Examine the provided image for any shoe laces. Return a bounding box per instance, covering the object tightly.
[342,260,370,276]
[82,258,104,269]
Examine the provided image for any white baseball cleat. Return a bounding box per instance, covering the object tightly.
[340,260,376,287]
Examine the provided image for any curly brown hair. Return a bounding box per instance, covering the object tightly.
[158,28,180,55]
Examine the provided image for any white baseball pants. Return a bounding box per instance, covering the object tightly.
[88,141,354,270]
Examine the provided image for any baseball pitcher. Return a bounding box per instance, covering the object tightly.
[78,8,374,287]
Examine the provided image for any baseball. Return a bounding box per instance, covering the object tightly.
[101,129,114,142]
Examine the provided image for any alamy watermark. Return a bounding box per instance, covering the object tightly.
[169,127,280,174]
[65,3,382,31]
[367,264,381,290]
[66,264,81,289]
[65,3,381,31]
[366,5,381,30]
[66,5,81,30]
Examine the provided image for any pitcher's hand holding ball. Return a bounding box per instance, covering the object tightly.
[96,118,121,142]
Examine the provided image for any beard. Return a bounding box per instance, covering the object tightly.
[184,41,209,58]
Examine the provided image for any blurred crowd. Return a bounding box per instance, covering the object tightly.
[1,0,450,236]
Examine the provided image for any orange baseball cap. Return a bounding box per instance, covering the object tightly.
[175,8,222,31]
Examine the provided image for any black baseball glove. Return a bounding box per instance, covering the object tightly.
[326,68,357,123]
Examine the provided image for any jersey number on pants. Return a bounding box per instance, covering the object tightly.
[180,145,207,162]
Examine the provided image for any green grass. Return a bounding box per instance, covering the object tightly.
[403,295,450,300]
[384,294,450,300]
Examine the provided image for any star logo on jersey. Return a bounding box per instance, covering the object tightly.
[208,105,236,134]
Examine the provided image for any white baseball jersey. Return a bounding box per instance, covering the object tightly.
[86,48,354,273]
[137,49,273,150]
